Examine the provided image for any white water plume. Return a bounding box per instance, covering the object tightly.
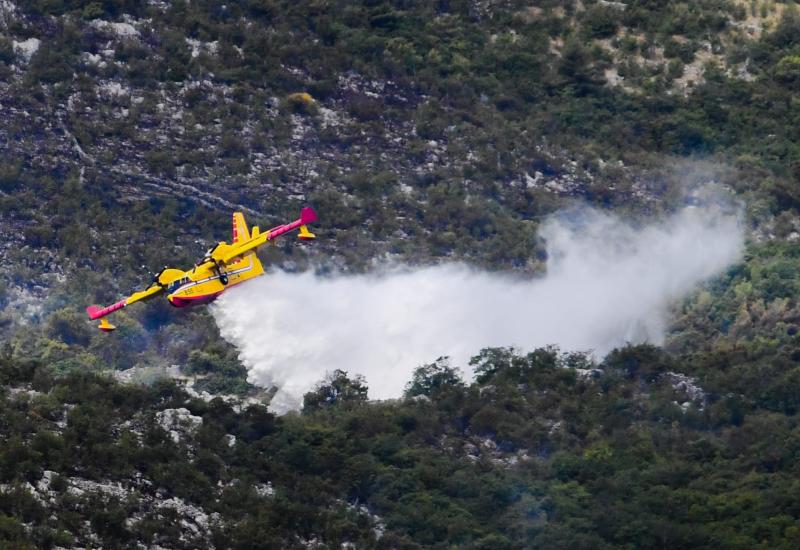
[212,204,743,411]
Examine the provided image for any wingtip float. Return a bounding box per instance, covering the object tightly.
[86,207,318,332]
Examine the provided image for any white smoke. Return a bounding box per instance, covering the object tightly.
[212,204,744,411]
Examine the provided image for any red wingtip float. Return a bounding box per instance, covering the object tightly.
[86,207,318,331]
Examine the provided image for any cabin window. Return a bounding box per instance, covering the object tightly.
[167,277,188,294]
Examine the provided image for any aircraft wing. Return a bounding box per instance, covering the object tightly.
[216,207,317,264]
[86,283,164,321]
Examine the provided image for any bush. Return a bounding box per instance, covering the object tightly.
[0,37,13,64]
[582,6,619,39]
[284,92,318,115]
[774,55,800,86]
[346,95,383,121]
[145,150,176,177]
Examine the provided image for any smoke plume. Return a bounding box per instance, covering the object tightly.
[212,205,743,411]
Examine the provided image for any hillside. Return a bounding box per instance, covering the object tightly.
[2,0,800,547]
[4,344,800,548]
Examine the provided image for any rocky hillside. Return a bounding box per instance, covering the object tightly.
[3,1,800,547]
[4,344,800,548]
[1,0,797,276]
[3,0,800,370]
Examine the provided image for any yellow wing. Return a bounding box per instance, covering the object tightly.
[217,232,271,264]
[216,207,317,264]
[126,284,165,306]
[86,283,164,322]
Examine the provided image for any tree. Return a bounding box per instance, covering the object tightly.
[604,344,672,381]
[46,308,92,347]
[557,39,605,96]
[404,357,464,398]
[303,370,369,413]
[471,347,515,384]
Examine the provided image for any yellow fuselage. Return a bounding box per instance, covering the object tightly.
[86,207,317,331]
[165,252,264,308]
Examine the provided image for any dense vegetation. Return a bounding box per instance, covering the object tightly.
[3,0,800,546]
[3,342,800,548]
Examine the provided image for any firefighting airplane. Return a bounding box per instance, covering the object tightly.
[86,207,317,332]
